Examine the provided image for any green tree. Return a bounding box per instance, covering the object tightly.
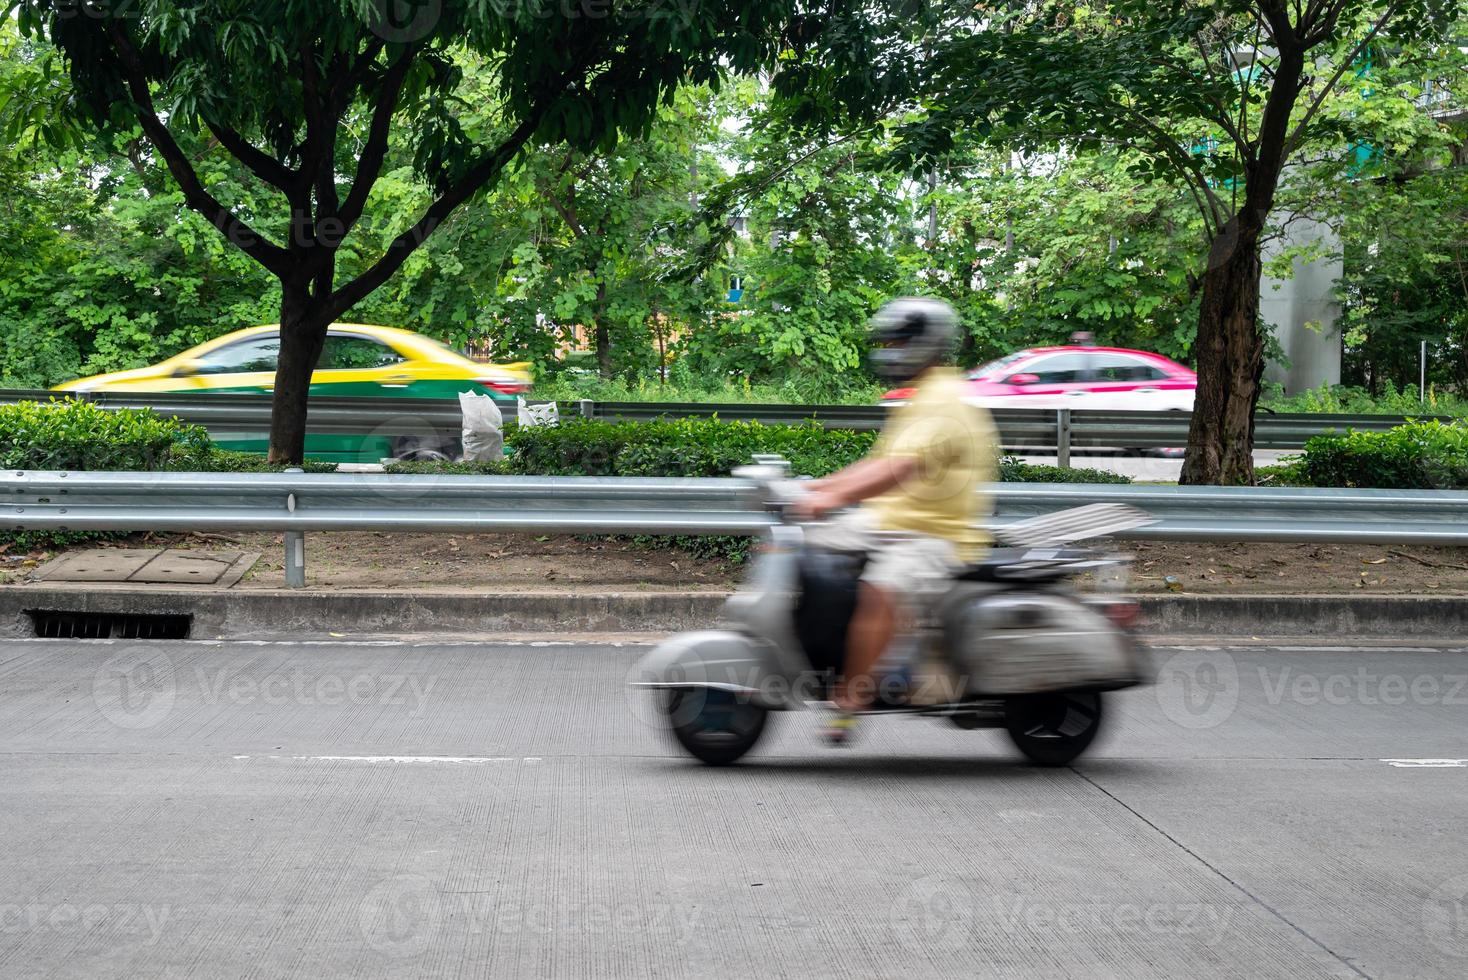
[919,147,1205,365]
[6,0,791,461]
[0,24,280,386]
[770,0,1463,482]
[1336,165,1468,391]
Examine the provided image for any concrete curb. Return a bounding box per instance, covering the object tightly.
[1,586,1466,640]
[0,587,728,638]
[1137,593,1468,639]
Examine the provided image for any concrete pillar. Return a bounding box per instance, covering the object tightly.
[1261,215,1342,395]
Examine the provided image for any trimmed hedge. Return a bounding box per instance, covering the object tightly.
[1260,420,1468,490]
[1,399,334,551]
[388,417,1132,484]
[387,418,1131,562]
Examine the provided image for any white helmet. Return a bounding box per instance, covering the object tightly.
[866,297,957,383]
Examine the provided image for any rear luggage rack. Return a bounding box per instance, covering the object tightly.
[994,502,1155,548]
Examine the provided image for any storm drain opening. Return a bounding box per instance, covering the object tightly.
[26,610,193,640]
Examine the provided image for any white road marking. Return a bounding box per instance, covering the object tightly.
[233,754,541,765]
[1381,759,1468,767]
[3,637,651,648]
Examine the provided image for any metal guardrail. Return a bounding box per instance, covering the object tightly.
[4,389,1453,463]
[6,470,1467,587]
[0,389,461,438]
[578,401,1457,457]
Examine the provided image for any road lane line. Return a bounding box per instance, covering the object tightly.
[232,754,541,765]
[1381,759,1468,767]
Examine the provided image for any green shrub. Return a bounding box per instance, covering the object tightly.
[388,417,1136,485]
[169,448,338,474]
[997,457,1132,485]
[0,399,336,551]
[0,398,213,471]
[1262,382,1468,417]
[388,418,1131,562]
[529,373,886,406]
[1291,420,1468,489]
[1254,460,1312,487]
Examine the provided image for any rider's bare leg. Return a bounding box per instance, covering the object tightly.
[834,582,897,712]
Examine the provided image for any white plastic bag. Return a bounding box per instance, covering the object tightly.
[458,391,504,461]
[517,396,559,427]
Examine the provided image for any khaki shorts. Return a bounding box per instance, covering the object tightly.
[806,509,960,605]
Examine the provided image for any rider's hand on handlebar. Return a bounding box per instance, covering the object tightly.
[787,488,845,522]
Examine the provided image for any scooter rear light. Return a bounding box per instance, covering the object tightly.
[1102,600,1141,630]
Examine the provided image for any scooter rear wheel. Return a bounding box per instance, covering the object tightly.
[663,689,768,766]
[1004,691,1103,766]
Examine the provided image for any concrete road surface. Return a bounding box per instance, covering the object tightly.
[1,638,1465,979]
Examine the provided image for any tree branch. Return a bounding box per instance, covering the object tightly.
[297,38,329,196]
[104,22,291,278]
[1258,0,1300,49]
[1112,100,1228,229]
[545,185,587,238]
[1193,33,1248,157]
[203,120,297,191]
[324,111,546,322]
[1238,13,1265,151]
[329,38,383,116]
[1283,2,1400,158]
[333,48,415,233]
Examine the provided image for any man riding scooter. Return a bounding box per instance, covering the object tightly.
[791,297,999,742]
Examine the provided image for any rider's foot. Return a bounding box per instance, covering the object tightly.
[822,711,858,746]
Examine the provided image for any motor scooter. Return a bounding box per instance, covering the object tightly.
[629,457,1154,766]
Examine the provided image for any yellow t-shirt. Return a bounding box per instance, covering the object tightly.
[865,367,997,561]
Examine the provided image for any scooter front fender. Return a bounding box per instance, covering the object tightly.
[628,630,801,709]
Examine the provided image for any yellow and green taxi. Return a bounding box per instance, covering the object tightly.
[55,324,531,462]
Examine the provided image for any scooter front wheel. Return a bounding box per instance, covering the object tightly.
[1004,691,1103,766]
[663,689,769,766]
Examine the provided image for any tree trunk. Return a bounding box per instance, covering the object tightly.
[1180,216,1265,486]
[267,284,330,465]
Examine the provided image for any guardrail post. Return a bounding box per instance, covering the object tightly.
[1056,409,1072,468]
[283,467,306,589]
[579,399,595,419]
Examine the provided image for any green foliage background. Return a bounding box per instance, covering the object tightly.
[0,15,1463,403]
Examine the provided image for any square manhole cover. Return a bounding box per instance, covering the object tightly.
[34,548,259,587]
